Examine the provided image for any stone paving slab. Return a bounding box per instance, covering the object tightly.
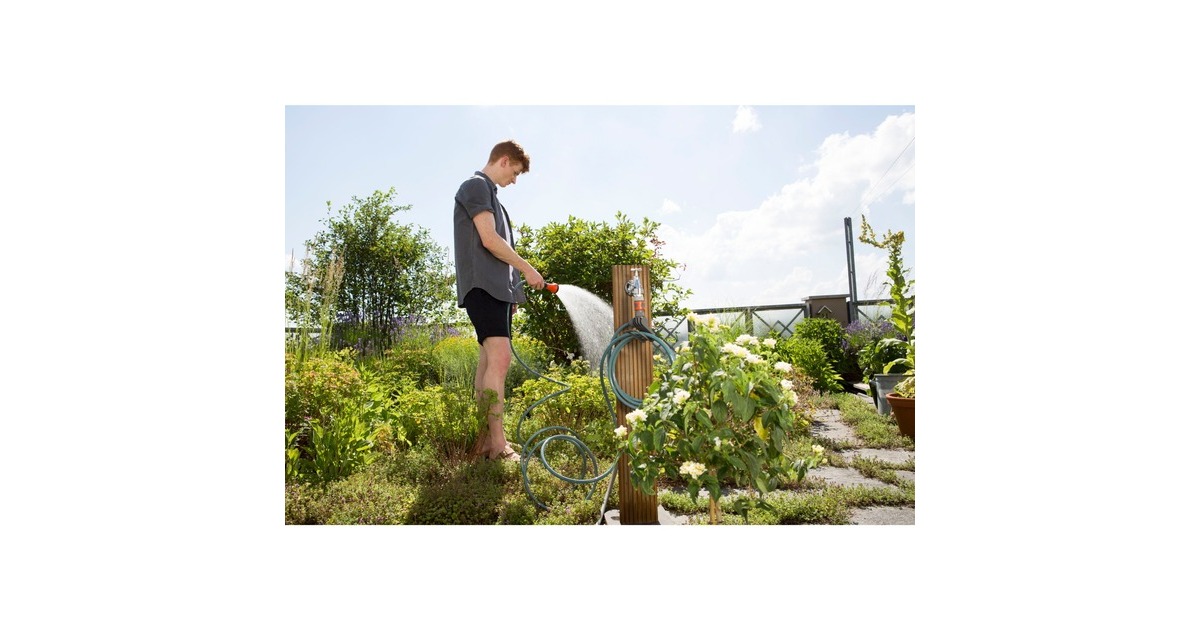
[894,470,915,483]
[842,448,915,466]
[810,410,862,446]
[848,505,915,525]
[805,466,891,489]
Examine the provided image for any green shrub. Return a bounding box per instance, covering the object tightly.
[287,401,378,484]
[384,331,440,387]
[284,349,363,430]
[392,384,481,458]
[847,318,906,382]
[432,335,478,391]
[776,336,843,393]
[794,317,850,373]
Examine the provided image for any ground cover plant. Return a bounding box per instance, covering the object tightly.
[285,325,915,524]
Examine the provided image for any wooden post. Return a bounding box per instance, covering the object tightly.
[612,265,659,524]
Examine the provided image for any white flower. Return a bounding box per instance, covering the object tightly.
[722,343,750,359]
[614,425,628,438]
[679,342,690,352]
[745,353,764,365]
[712,370,726,378]
[682,362,692,371]
[811,444,824,454]
[736,334,758,346]
[781,379,794,391]
[762,338,776,348]
[783,390,797,405]
[775,361,792,373]
[714,437,721,448]
[679,461,707,479]
[671,374,684,382]
[626,409,647,425]
[673,389,690,405]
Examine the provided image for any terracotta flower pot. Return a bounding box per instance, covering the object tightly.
[885,393,915,441]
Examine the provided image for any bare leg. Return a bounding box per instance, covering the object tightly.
[470,343,491,457]
[478,336,513,458]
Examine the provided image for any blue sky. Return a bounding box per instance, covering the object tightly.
[286,105,915,312]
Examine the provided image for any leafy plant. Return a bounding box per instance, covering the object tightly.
[284,348,363,432]
[514,212,691,363]
[859,215,915,376]
[793,317,853,377]
[845,318,905,383]
[776,336,844,394]
[288,402,379,484]
[286,188,455,356]
[623,314,826,522]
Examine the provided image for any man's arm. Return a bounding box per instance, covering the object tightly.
[472,211,545,290]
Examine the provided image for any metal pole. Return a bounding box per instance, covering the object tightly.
[844,217,859,323]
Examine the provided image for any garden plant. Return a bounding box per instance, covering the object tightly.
[284,194,914,524]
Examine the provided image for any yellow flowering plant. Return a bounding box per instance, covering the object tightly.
[625,314,826,512]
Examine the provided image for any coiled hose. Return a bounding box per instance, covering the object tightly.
[509,319,676,524]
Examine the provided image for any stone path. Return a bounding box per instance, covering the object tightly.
[808,408,915,525]
[608,407,915,525]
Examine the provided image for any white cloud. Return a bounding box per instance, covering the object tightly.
[732,105,762,133]
[660,198,682,214]
[659,112,916,308]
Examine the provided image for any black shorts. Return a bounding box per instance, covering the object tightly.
[463,288,512,344]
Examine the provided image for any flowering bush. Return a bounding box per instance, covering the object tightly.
[285,349,363,432]
[624,314,826,510]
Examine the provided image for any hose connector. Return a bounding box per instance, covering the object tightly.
[625,269,651,332]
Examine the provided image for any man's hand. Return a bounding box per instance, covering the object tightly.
[524,268,545,291]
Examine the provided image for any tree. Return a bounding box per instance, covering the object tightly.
[514,212,691,363]
[286,188,454,353]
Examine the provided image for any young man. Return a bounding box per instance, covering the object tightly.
[453,140,546,461]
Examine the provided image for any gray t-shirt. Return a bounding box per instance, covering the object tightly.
[453,171,527,307]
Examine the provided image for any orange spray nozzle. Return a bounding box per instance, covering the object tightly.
[545,283,559,294]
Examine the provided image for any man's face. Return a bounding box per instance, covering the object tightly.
[498,158,524,187]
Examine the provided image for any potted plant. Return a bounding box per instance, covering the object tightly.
[859,215,915,421]
[885,375,915,441]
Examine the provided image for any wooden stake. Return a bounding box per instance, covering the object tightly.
[612,265,659,524]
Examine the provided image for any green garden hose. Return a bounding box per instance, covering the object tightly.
[509,319,676,523]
